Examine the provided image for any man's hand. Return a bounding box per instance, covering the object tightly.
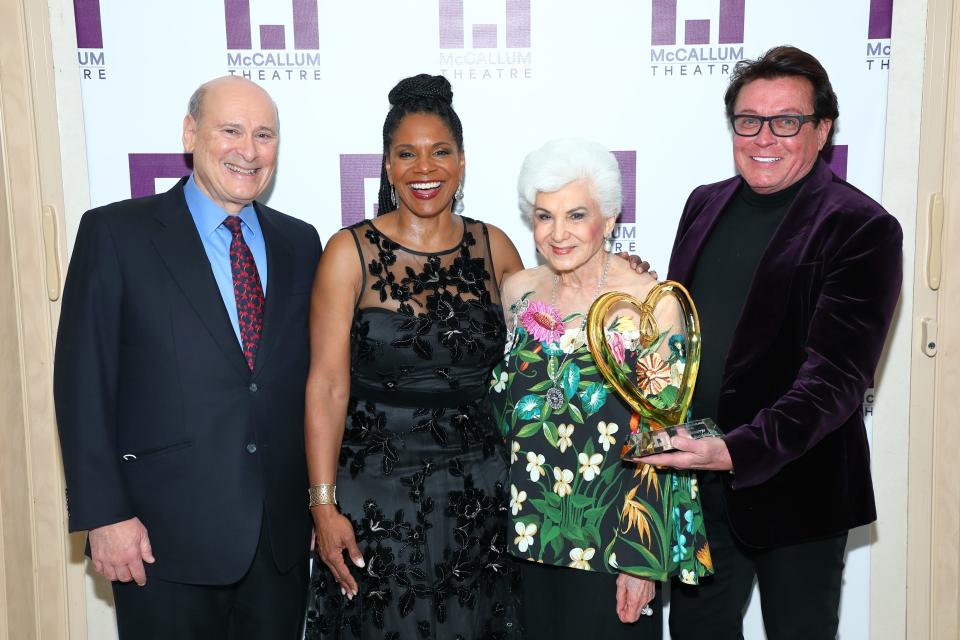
[642,435,733,471]
[89,517,155,586]
[616,252,658,280]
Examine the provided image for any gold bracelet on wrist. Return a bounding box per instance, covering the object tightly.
[308,484,337,507]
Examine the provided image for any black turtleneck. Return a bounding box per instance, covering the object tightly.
[687,172,809,427]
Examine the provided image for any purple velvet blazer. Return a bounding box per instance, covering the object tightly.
[667,158,902,548]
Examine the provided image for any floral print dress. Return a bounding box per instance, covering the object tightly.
[304,218,516,640]
[490,292,713,584]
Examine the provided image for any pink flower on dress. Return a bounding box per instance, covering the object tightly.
[607,331,625,366]
[519,300,565,344]
[636,352,672,396]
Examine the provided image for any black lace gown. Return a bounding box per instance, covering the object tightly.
[304,217,516,639]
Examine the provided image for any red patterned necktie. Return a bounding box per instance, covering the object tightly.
[223,215,264,370]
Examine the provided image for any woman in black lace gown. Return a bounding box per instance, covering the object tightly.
[303,75,524,639]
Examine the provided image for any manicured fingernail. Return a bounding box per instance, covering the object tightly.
[354,557,365,568]
[340,587,345,596]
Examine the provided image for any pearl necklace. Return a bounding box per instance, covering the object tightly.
[545,250,612,411]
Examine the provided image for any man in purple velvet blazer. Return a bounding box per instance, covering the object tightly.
[644,47,902,639]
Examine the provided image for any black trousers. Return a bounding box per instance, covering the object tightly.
[517,559,662,640]
[112,518,309,640]
[669,472,848,640]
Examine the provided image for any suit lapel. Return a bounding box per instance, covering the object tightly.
[150,181,250,379]
[251,204,294,379]
[722,160,833,384]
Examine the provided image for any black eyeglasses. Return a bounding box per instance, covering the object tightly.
[731,114,819,137]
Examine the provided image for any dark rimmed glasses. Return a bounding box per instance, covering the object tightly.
[731,114,819,137]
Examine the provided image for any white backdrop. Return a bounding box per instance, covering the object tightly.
[71,0,893,637]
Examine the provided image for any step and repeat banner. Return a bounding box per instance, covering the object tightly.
[72,0,892,637]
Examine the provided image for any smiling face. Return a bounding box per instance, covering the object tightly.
[732,75,832,194]
[385,112,464,219]
[532,179,615,274]
[182,78,278,213]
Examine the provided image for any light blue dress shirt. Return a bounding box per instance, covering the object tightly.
[183,175,268,344]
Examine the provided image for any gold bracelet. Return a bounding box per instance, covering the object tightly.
[308,484,337,507]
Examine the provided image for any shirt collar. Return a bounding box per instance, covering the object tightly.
[183,174,259,238]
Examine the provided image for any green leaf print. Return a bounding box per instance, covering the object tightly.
[527,379,554,393]
[542,422,559,448]
[541,520,560,547]
[568,403,584,424]
[530,498,561,524]
[570,495,593,509]
[518,350,543,363]
[516,421,542,438]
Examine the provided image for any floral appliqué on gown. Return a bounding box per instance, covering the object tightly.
[303,218,518,639]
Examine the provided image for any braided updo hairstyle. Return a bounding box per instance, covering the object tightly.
[377,74,464,215]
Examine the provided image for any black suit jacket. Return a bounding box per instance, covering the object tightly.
[668,159,902,547]
[54,179,321,584]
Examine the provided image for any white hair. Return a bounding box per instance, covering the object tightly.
[517,138,622,221]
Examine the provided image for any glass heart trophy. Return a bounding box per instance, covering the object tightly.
[585,282,722,460]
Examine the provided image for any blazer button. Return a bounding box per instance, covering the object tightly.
[249,383,258,393]
[246,443,257,454]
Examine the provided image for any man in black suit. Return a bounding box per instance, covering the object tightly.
[54,76,321,638]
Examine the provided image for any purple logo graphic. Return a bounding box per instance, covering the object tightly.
[225,0,319,50]
[74,0,102,48]
[339,154,383,226]
[440,0,530,49]
[651,0,744,46]
[129,154,193,198]
[822,145,848,181]
[612,151,636,225]
[868,0,893,39]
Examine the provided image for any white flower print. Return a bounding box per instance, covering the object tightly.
[578,452,603,481]
[557,423,575,453]
[597,421,619,452]
[511,440,521,464]
[552,467,574,497]
[526,451,546,482]
[690,476,699,499]
[559,326,586,354]
[681,569,696,585]
[514,521,537,553]
[568,547,595,570]
[492,371,508,393]
[510,484,527,515]
[608,553,619,568]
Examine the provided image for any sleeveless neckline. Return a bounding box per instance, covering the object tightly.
[364,217,467,256]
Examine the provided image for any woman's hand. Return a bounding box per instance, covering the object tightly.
[312,505,365,599]
[615,573,656,623]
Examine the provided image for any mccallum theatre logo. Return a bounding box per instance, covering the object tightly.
[649,0,746,77]
[866,0,892,71]
[74,0,106,80]
[610,151,639,252]
[438,0,533,81]
[225,0,322,81]
[129,154,193,198]
[339,154,383,227]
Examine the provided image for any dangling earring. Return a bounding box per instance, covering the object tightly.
[452,181,465,213]
[390,185,397,208]
[603,233,613,253]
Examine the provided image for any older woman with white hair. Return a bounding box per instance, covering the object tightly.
[490,139,712,638]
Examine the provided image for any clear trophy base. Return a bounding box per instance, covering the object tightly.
[620,418,723,460]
